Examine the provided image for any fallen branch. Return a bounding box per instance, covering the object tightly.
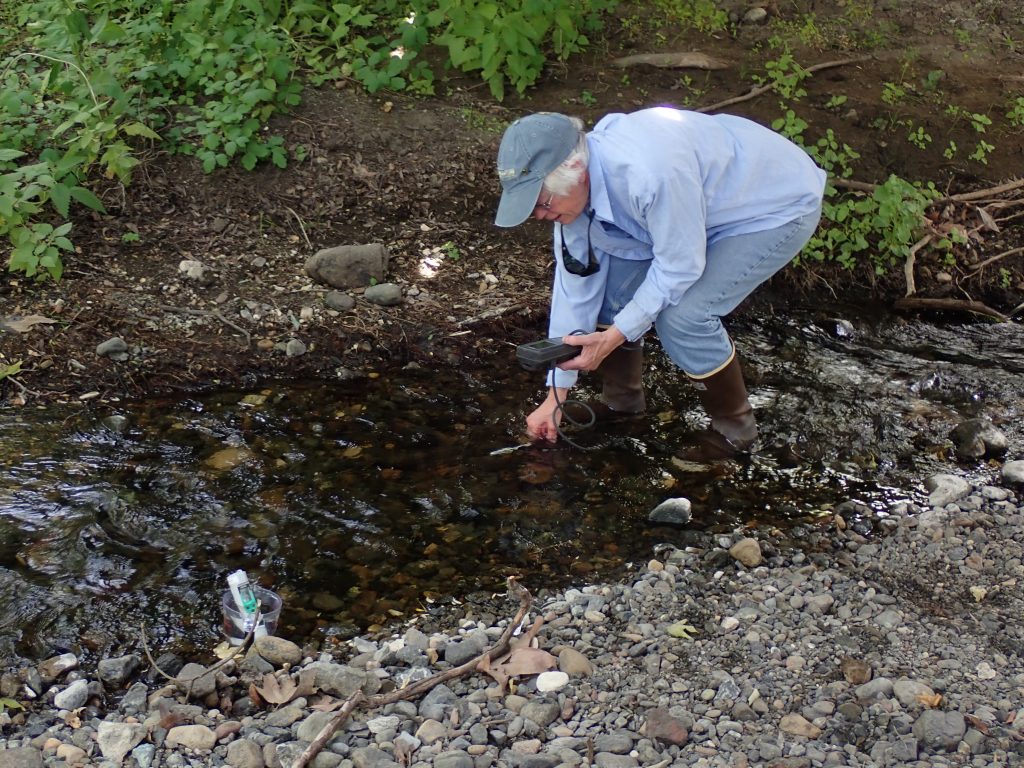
[292,577,534,768]
[831,178,878,194]
[942,178,1024,204]
[893,297,1011,323]
[697,56,868,114]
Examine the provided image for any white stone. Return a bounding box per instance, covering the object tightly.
[536,671,570,692]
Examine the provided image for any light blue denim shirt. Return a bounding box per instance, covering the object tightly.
[547,107,826,388]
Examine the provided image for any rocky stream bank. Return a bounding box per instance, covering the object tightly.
[2,456,1024,768]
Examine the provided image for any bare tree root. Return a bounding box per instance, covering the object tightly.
[893,297,1011,322]
[903,235,932,297]
[292,577,535,768]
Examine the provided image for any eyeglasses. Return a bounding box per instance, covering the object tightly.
[535,192,554,211]
[561,210,599,277]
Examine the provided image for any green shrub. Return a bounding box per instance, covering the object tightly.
[1,0,618,280]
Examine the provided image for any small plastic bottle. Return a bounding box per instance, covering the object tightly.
[227,570,263,637]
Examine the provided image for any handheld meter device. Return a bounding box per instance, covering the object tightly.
[516,337,582,371]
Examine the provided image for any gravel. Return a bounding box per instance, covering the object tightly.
[1,469,1023,768]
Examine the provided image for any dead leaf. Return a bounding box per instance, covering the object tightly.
[965,714,991,734]
[311,696,345,713]
[394,736,415,766]
[917,692,943,708]
[479,646,557,690]
[975,206,1000,232]
[248,682,264,709]
[256,672,296,705]
[254,670,317,706]
[2,314,58,333]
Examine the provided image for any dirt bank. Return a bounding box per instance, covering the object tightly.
[1,1,1022,406]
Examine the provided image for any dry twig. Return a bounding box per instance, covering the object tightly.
[141,617,256,698]
[963,247,1024,280]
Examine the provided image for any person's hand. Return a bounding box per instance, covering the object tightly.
[558,326,626,372]
[526,387,568,442]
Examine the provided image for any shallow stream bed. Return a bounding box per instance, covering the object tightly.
[1,305,1021,667]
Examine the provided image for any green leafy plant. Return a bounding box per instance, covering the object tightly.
[0,361,25,383]
[2,0,620,281]
[802,175,944,274]
[652,0,728,34]
[771,110,809,145]
[907,125,931,150]
[756,51,810,102]
[441,241,461,261]
[1008,96,1024,127]
[806,129,860,179]
[881,81,906,106]
[432,0,616,100]
[922,69,944,92]
[824,94,848,111]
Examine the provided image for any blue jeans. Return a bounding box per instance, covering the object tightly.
[597,207,821,376]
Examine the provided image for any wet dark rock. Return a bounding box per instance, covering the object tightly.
[835,500,874,535]
[1003,460,1024,484]
[950,418,1008,459]
[647,497,692,525]
[147,653,183,682]
[97,654,140,689]
[36,653,78,684]
[175,663,217,699]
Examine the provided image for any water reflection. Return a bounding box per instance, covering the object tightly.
[0,307,1020,666]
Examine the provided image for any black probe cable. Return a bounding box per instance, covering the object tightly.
[547,330,600,451]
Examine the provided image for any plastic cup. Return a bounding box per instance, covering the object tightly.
[221,587,283,645]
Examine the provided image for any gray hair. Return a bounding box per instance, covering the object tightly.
[543,117,588,197]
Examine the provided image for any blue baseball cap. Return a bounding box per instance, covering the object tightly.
[494,113,579,228]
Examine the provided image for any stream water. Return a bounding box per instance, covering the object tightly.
[1,305,1021,667]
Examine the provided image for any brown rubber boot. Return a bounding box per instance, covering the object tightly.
[597,339,646,416]
[678,354,757,459]
[562,340,646,424]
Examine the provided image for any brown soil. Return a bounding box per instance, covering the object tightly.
[2,2,1023,406]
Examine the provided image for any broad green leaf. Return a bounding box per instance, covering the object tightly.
[50,182,71,218]
[68,186,107,213]
[122,123,162,140]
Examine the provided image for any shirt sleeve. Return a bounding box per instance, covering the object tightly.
[611,170,707,341]
[546,221,609,389]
